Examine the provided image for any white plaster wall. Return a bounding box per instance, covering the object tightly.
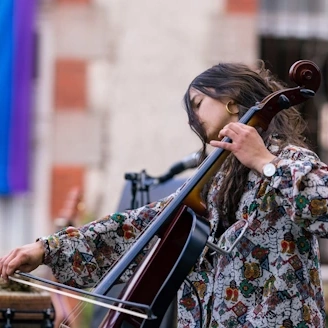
[93,0,225,215]
[45,0,258,218]
[28,0,259,238]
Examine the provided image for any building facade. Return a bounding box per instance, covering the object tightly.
[1,0,327,267]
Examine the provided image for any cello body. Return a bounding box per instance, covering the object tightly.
[101,206,211,327]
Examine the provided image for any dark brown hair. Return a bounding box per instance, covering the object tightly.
[183,61,309,228]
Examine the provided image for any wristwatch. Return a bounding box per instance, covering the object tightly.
[262,157,279,178]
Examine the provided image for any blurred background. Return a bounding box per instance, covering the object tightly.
[1,0,328,325]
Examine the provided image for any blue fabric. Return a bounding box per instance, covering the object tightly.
[0,0,36,194]
[0,0,13,194]
[9,0,36,192]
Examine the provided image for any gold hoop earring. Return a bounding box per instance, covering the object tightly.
[225,101,239,115]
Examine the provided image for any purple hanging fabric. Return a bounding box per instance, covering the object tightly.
[8,0,36,193]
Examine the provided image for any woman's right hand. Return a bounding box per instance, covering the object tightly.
[0,241,45,281]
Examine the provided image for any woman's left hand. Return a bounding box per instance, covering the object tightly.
[209,122,276,173]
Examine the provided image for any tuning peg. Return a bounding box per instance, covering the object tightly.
[300,88,315,98]
[278,94,291,109]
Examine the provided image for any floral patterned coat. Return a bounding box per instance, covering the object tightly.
[40,144,328,328]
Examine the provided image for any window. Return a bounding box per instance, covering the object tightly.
[260,0,322,13]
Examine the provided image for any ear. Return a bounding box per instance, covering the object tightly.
[225,101,239,115]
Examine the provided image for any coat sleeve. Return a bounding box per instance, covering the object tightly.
[269,145,328,237]
[38,195,174,288]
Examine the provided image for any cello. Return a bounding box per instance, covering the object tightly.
[97,60,321,327]
[13,60,321,328]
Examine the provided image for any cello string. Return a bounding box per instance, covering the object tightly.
[58,288,87,328]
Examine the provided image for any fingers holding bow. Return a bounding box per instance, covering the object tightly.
[0,241,45,281]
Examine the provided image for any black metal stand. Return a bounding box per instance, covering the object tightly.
[0,307,55,328]
[124,169,157,209]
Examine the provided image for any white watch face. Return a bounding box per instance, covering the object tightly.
[263,162,276,177]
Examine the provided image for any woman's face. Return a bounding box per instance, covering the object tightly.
[189,88,239,143]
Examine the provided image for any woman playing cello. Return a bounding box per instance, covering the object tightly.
[1,60,328,327]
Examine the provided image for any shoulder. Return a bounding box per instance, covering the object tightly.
[278,144,321,162]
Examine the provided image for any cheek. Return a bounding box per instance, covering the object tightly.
[220,110,237,127]
[214,115,228,130]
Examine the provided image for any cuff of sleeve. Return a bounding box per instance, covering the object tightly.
[35,237,54,265]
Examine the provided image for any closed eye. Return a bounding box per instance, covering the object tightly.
[196,99,202,109]
[190,94,203,110]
